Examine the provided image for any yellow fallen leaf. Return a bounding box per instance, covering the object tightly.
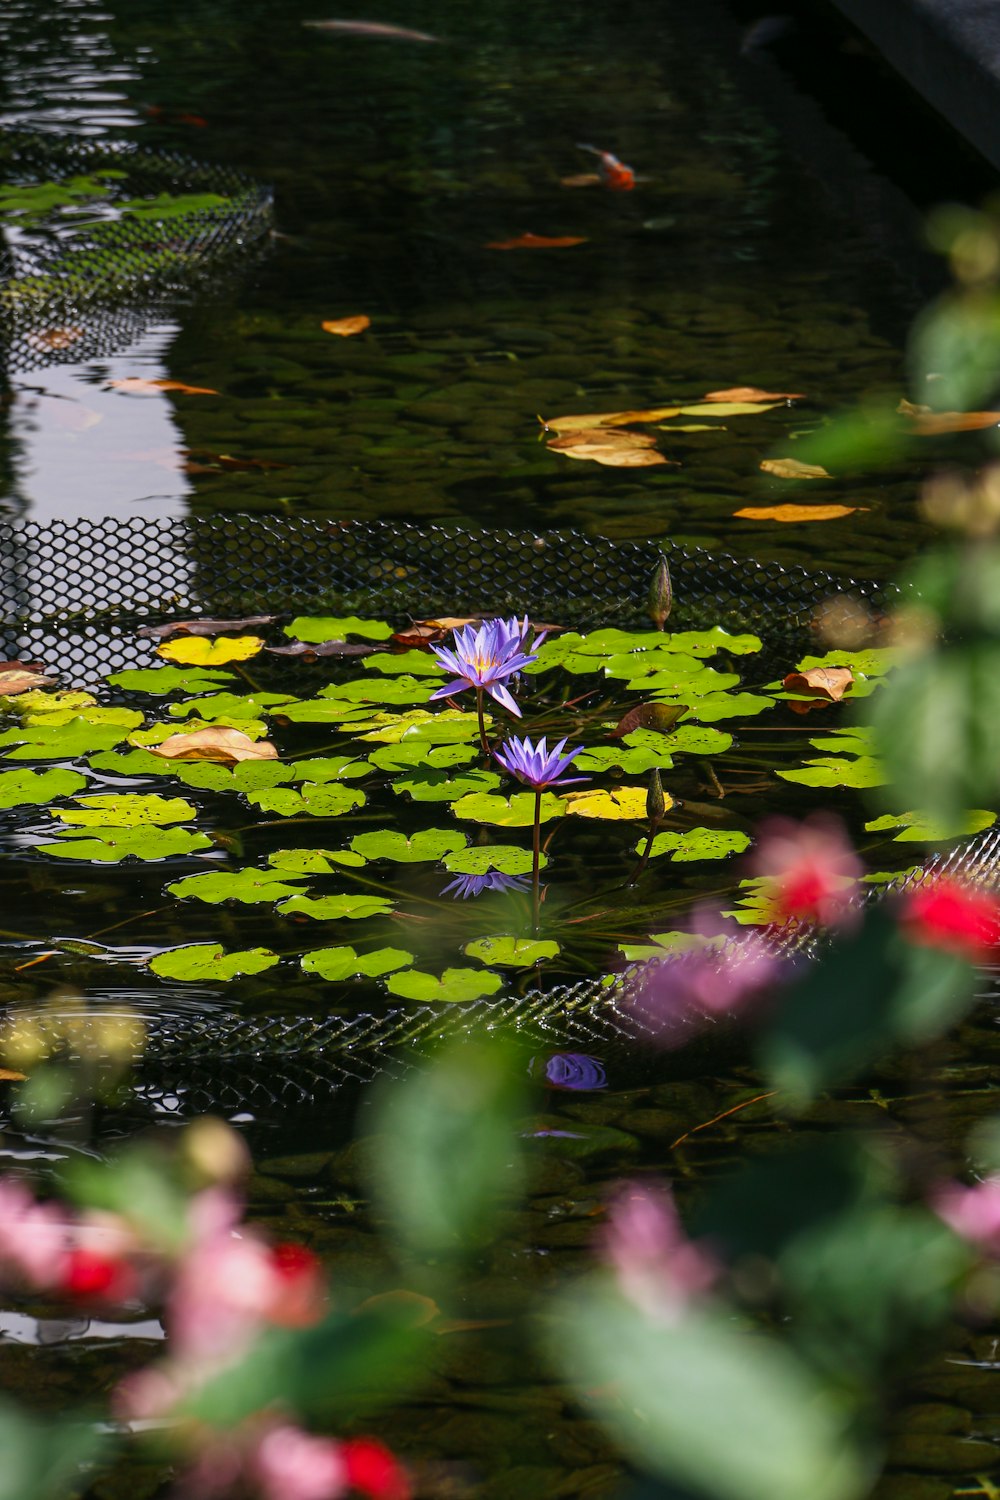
[680,401,782,417]
[562,785,658,819]
[547,429,657,450]
[759,457,832,480]
[735,504,866,522]
[544,407,682,432]
[107,378,219,396]
[157,635,264,665]
[143,728,278,764]
[898,399,1000,434]
[322,315,371,337]
[703,386,805,403]
[0,1068,27,1082]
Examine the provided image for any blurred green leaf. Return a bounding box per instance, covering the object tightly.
[910,289,1000,411]
[0,1401,106,1500]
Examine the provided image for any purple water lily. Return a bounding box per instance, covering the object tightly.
[430,617,540,718]
[493,734,588,791]
[441,871,530,900]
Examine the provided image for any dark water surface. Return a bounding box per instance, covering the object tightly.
[3,4,1000,1498]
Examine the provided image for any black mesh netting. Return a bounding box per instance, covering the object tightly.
[0,131,272,375]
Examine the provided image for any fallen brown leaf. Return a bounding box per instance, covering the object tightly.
[547,427,672,467]
[735,504,866,521]
[559,172,602,188]
[611,702,688,738]
[0,663,52,694]
[266,640,377,658]
[759,457,832,480]
[322,315,371,337]
[544,407,682,432]
[107,378,219,396]
[0,1068,26,1082]
[783,666,854,701]
[485,233,588,249]
[137,615,277,640]
[898,399,1000,434]
[704,386,805,403]
[144,728,278,764]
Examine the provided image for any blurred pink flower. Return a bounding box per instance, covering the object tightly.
[341,1439,412,1500]
[601,1181,720,1321]
[749,814,862,927]
[251,1425,346,1500]
[0,1178,69,1288]
[629,927,785,1047]
[169,1232,291,1362]
[930,1175,1000,1252]
[901,879,1000,960]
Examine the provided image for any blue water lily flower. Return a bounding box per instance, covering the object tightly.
[441,871,531,900]
[493,734,588,790]
[430,617,540,717]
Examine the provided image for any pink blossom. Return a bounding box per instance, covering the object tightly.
[901,879,1000,960]
[629,928,784,1046]
[600,1181,720,1321]
[749,814,862,928]
[341,1439,411,1500]
[0,1178,69,1288]
[930,1175,1000,1252]
[251,1426,347,1500]
[168,1231,290,1362]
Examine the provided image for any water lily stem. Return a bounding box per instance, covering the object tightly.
[532,789,542,933]
[628,815,662,886]
[476,688,491,757]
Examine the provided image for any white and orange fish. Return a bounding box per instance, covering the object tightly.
[576,143,636,192]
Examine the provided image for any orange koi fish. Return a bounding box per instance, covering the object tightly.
[576,143,635,191]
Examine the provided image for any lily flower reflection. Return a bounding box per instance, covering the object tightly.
[531,1052,608,1090]
[441,871,529,899]
[430,617,540,717]
[493,734,587,790]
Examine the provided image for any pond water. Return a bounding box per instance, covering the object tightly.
[2,1,1000,1497]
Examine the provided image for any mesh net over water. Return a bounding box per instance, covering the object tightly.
[0,513,996,1114]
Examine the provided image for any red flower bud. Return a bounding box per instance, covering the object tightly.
[902,879,1000,959]
[341,1439,411,1500]
[62,1248,136,1303]
[268,1242,325,1326]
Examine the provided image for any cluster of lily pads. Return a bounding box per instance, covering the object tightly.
[0,607,980,1003]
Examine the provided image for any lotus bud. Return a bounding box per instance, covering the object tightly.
[646,768,666,823]
[648,555,672,630]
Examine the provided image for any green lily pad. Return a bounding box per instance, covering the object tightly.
[301,945,414,979]
[87,749,177,777]
[864,808,996,843]
[634,668,741,697]
[368,742,477,772]
[604,651,706,681]
[0,767,87,808]
[451,791,566,826]
[149,944,280,980]
[664,724,735,754]
[575,743,669,774]
[37,826,212,861]
[130,719,269,744]
[793,648,902,678]
[10,689,95,716]
[639,828,752,861]
[269,848,364,873]
[26,705,145,730]
[51,794,196,826]
[272,700,372,724]
[442,845,541,876]
[244,785,366,817]
[391,766,501,802]
[359,709,482,744]
[464,935,559,967]
[0,721,130,758]
[288,757,368,783]
[168,868,310,903]
[347,828,467,862]
[778,729,887,788]
[170,761,296,792]
[617,931,725,961]
[386,967,504,1002]
[107,667,236,695]
[284,615,393,643]
[671,691,774,722]
[665,628,762,657]
[722,876,785,926]
[276,894,394,920]
[169,691,295,720]
[362,650,446,676]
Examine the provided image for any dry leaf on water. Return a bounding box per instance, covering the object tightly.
[107,378,219,396]
[322,315,371,337]
[138,616,276,640]
[559,172,602,188]
[485,233,588,250]
[704,386,805,403]
[897,398,1000,434]
[0,661,52,694]
[779,672,851,711]
[543,407,682,432]
[0,1068,27,1082]
[759,457,832,480]
[547,428,672,467]
[735,504,866,522]
[266,640,377,658]
[145,728,278,764]
[611,702,689,738]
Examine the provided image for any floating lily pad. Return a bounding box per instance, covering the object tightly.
[244,785,366,817]
[107,667,236,695]
[281,680,433,716]
[170,761,296,791]
[25,705,145,730]
[442,845,540,876]
[639,828,752,861]
[633,668,740,697]
[0,721,130,758]
[391,766,501,802]
[386,967,504,1002]
[604,651,706,681]
[288,757,368,783]
[359,709,482,744]
[12,689,95,716]
[51,794,196,827]
[168,868,310,903]
[276,893,394,920]
[301,945,414,979]
[168,691,296,721]
[793,648,902,678]
[451,791,566,826]
[87,748,176,777]
[362,651,446,676]
[158,635,264,665]
[617,931,725,961]
[368,742,477,772]
[562,786,652,820]
[284,616,393,643]
[664,723,735,754]
[347,828,467,863]
[669,691,774,722]
[0,767,87,808]
[778,730,887,789]
[575,743,669,774]
[464,935,559,967]
[37,826,212,861]
[864,808,996,843]
[722,877,784,926]
[665,629,762,657]
[149,944,280,980]
[130,719,270,745]
[269,848,364,873]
